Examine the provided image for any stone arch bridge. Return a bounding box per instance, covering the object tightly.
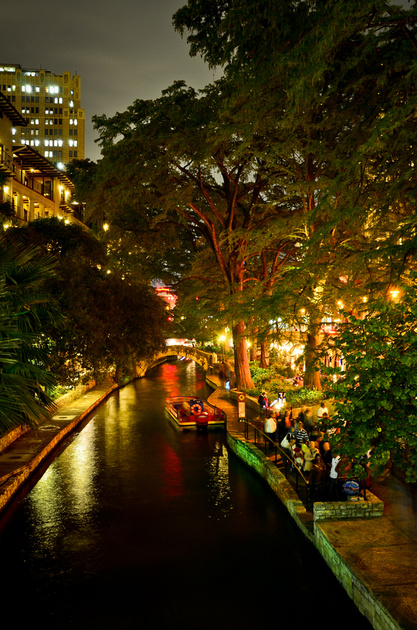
[135,345,218,377]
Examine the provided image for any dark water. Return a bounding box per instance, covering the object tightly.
[0,360,371,629]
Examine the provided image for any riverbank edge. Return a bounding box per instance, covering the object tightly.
[225,430,399,630]
[0,382,119,513]
[0,371,406,630]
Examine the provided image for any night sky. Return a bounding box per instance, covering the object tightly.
[0,0,218,161]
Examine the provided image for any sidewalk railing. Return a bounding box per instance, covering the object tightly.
[241,419,312,509]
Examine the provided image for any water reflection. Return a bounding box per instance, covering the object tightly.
[206,442,233,516]
[0,360,371,629]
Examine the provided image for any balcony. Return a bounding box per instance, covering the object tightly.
[0,147,14,176]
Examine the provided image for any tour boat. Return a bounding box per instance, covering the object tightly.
[165,396,226,430]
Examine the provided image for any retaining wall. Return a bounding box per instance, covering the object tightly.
[314,494,383,521]
[227,423,402,630]
[314,527,399,630]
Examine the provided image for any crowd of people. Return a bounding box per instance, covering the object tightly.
[260,399,370,502]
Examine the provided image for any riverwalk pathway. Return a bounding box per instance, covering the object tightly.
[0,378,416,630]
[207,380,417,630]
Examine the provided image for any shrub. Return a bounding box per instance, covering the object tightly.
[285,388,323,407]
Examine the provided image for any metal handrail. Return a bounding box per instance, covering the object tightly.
[240,419,312,509]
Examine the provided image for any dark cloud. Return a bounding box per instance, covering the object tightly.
[1,0,217,161]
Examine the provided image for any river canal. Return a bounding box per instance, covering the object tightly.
[0,360,371,629]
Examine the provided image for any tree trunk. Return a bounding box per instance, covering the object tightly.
[260,340,268,368]
[233,320,254,390]
[250,340,256,362]
[304,327,322,390]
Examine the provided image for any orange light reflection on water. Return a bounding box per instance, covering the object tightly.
[160,442,184,498]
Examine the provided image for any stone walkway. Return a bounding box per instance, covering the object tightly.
[0,381,118,512]
[208,380,417,630]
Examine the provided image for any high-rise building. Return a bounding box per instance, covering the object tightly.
[0,63,85,167]
[0,91,76,223]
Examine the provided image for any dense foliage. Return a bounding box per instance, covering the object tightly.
[0,233,58,432]
[7,219,168,385]
[63,0,417,476]
[326,284,417,482]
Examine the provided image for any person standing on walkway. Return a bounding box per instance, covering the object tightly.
[275,411,285,443]
[317,402,329,423]
[328,451,341,500]
[264,414,277,449]
[310,454,327,501]
[283,409,292,430]
[303,440,319,474]
[258,391,267,417]
[295,421,309,446]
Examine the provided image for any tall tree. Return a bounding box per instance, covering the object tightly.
[92,80,298,389]
[174,0,417,387]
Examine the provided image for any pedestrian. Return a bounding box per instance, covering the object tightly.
[302,406,313,435]
[310,454,327,501]
[328,450,341,500]
[295,421,309,446]
[258,391,267,417]
[303,440,319,474]
[317,402,329,422]
[283,409,292,430]
[264,414,277,449]
[275,411,285,442]
[321,441,333,472]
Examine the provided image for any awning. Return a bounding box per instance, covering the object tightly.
[12,144,75,190]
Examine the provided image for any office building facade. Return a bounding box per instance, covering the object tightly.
[0,63,85,167]
[1,91,76,223]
